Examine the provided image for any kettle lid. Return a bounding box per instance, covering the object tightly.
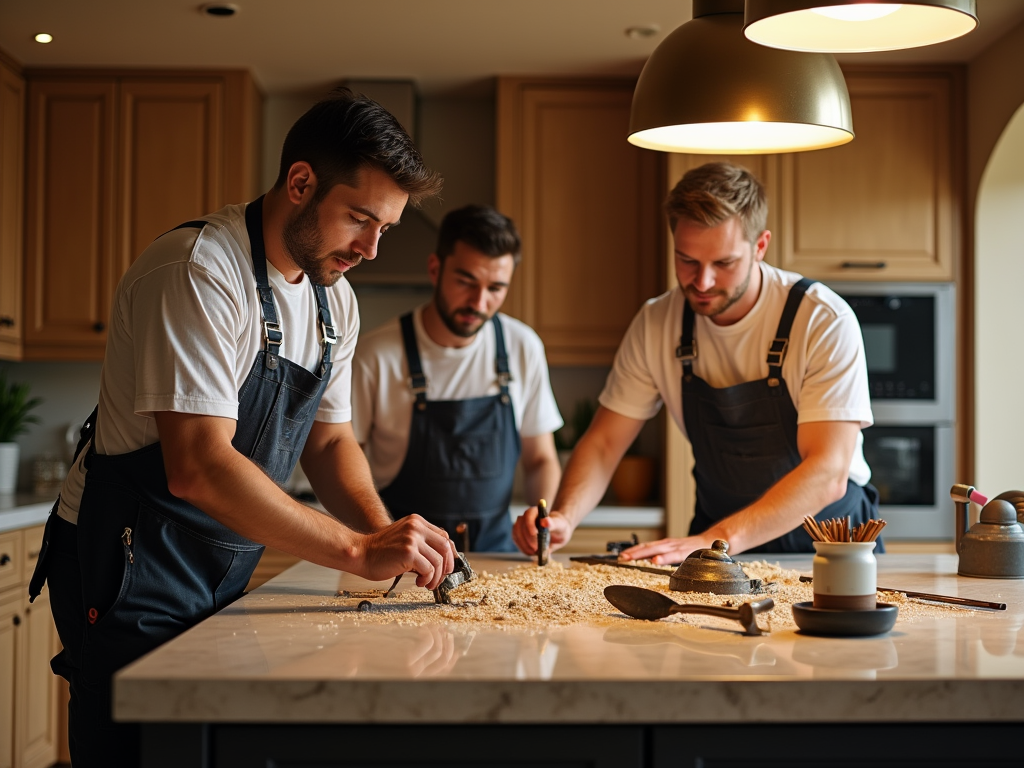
[979,499,1019,525]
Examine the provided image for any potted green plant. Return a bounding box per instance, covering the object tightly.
[0,371,43,494]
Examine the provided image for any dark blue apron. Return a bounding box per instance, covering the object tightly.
[28,196,337,766]
[378,312,521,552]
[679,278,882,553]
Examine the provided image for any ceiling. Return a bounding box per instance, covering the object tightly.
[1,0,1023,96]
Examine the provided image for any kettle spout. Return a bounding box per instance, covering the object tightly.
[950,484,978,554]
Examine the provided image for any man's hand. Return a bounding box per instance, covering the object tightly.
[618,534,713,565]
[354,514,456,591]
[512,506,573,556]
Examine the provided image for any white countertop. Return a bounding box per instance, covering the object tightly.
[114,552,1024,725]
[0,494,56,533]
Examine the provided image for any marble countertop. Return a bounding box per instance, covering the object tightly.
[114,552,1024,725]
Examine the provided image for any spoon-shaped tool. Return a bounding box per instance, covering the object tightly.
[604,585,774,636]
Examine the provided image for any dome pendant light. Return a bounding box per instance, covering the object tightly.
[744,0,978,53]
[628,0,853,154]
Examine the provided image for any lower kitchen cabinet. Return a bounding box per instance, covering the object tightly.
[0,525,60,768]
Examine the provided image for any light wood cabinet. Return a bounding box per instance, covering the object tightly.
[775,66,963,282]
[497,77,665,366]
[21,70,262,361]
[0,525,59,768]
[0,55,24,361]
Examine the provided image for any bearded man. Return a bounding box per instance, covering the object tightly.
[352,204,563,552]
[512,162,883,563]
[32,87,460,767]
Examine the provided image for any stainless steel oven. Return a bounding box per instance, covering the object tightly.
[827,282,956,539]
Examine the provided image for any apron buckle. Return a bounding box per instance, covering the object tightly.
[320,320,337,345]
[676,340,698,361]
[766,337,789,367]
[263,320,283,346]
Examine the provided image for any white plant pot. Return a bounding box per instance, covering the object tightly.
[0,442,19,494]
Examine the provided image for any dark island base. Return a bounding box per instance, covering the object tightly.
[141,723,1023,767]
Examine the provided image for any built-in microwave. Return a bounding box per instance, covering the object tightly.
[826,282,956,539]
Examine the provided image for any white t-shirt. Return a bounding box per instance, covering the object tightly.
[58,202,360,524]
[600,263,873,485]
[352,305,563,489]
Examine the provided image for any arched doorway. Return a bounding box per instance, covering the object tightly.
[974,101,1024,495]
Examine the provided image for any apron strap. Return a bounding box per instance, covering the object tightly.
[492,315,512,405]
[399,313,428,410]
[766,277,817,385]
[244,196,283,364]
[312,284,336,374]
[677,300,697,378]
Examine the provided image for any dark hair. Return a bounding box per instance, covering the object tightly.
[664,162,767,244]
[435,205,521,265]
[274,86,442,207]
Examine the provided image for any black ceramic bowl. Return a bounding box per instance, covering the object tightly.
[791,602,898,637]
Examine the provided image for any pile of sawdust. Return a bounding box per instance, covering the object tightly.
[327,560,976,631]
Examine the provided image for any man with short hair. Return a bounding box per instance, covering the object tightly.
[353,204,563,552]
[30,87,454,767]
[513,162,881,562]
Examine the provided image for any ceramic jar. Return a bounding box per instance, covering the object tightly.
[812,541,877,610]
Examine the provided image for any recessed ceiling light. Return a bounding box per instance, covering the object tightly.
[199,3,239,17]
[625,24,660,40]
[34,33,53,44]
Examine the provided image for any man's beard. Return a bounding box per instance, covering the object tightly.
[434,286,489,339]
[282,199,362,286]
[683,257,754,318]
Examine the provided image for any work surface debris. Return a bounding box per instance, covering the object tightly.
[325,560,975,632]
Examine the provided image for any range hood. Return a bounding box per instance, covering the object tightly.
[343,79,437,286]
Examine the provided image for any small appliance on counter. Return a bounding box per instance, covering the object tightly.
[951,484,1024,579]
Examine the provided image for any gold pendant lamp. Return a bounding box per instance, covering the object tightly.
[628,0,853,154]
[744,0,978,53]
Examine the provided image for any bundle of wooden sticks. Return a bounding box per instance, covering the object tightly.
[802,515,887,543]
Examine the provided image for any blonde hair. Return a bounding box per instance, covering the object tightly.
[664,162,767,244]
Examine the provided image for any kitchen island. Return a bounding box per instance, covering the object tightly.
[115,553,1024,767]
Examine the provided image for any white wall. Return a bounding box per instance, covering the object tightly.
[974,102,1024,496]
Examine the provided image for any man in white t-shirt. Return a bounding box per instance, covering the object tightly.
[513,162,881,563]
[29,88,457,767]
[353,205,563,551]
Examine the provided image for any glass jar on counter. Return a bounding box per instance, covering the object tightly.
[32,454,67,497]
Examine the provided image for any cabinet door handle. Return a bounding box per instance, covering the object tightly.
[840,261,887,270]
[0,554,10,566]
[93,322,106,332]
[0,316,14,327]
[12,615,20,627]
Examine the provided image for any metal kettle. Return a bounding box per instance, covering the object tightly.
[951,484,1024,579]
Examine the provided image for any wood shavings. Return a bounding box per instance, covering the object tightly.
[328,560,977,631]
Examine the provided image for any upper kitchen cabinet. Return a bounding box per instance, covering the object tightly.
[497,78,664,366]
[0,55,24,361]
[22,70,261,361]
[775,66,964,282]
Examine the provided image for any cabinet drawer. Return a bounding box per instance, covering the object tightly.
[22,524,45,584]
[0,530,21,591]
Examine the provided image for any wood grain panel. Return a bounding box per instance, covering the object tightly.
[0,61,24,360]
[24,80,116,354]
[778,71,957,281]
[119,80,223,268]
[498,78,663,365]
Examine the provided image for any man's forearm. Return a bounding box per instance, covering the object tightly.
[708,452,851,553]
[552,441,618,529]
[302,431,392,533]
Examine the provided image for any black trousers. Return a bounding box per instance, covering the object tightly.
[48,513,141,768]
